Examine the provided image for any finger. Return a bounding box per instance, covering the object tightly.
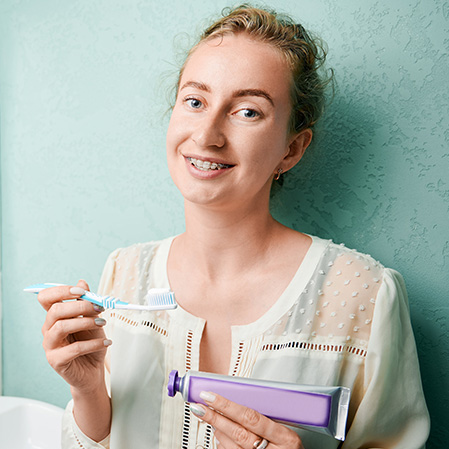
[190,403,259,449]
[42,300,104,334]
[43,316,107,350]
[214,426,259,449]
[198,392,296,446]
[77,279,90,291]
[46,338,112,371]
[37,284,87,311]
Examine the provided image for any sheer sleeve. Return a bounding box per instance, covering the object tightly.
[61,400,111,449]
[342,269,430,448]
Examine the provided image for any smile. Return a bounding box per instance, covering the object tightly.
[187,157,233,171]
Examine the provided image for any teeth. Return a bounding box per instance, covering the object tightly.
[188,157,231,171]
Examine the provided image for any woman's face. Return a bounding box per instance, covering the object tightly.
[166,33,301,211]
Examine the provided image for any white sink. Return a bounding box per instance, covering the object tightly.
[0,396,64,449]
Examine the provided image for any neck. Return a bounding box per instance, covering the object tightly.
[176,198,282,281]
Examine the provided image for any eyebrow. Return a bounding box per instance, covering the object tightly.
[180,81,211,92]
[180,81,274,107]
[234,89,274,106]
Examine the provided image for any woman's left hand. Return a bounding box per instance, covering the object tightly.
[190,391,305,449]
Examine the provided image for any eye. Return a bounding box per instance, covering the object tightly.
[184,97,203,109]
[235,108,260,119]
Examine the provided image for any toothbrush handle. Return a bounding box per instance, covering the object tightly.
[25,283,109,307]
[80,291,107,307]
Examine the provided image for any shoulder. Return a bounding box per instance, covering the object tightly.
[98,236,175,298]
[305,237,403,341]
[311,236,386,279]
[104,237,173,268]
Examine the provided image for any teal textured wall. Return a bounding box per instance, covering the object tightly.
[1,1,447,447]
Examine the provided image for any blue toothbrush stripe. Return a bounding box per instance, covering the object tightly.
[24,283,177,311]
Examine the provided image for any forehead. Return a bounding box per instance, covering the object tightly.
[180,33,292,101]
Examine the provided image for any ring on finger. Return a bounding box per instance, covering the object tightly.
[254,438,269,449]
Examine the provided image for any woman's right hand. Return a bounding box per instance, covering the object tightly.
[38,279,111,394]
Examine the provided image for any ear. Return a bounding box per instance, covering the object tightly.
[281,128,313,173]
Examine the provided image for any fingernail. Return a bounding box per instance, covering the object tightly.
[93,304,105,312]
[95,318,106,326]
[70,287,86,296]
[199,391,216,403]
[103,339,112,347]
[190,403,206,417]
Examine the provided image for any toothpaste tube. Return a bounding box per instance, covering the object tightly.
[167,370,350,441]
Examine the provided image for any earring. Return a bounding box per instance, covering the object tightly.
[274,168,283,181]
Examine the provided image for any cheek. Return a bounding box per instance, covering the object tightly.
[244,131,288,168]
[166,114,184,154]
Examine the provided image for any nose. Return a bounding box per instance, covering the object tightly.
[191,111,226,149]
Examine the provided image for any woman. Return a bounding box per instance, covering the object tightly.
[38,5,430,449]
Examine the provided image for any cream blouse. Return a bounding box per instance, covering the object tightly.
[62,235,430,449]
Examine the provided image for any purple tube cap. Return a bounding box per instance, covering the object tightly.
[167,370,179,397]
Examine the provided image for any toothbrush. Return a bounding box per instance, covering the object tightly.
[24,283,177,311]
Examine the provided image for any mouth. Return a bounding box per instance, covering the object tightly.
[187,157,234,171]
